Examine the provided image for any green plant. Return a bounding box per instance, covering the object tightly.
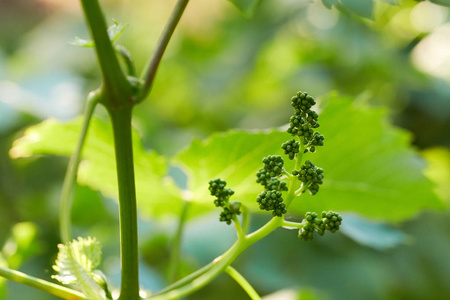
[0,0,446,299]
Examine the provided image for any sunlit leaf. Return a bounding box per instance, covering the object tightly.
[173,97,443,221]
[422,147,450,204]
[294,96,443,221]
[107,20,127,43]
[52,237,105,300]
[173,130,283,213]
[69,37,95,48]
[227,0,263,17]
[3,222,40,269]
[10,117,183,220]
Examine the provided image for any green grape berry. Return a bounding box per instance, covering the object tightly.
[291,91,316,114]
[209,178,241,225]
[262,155,284,177]
[229,201,242,215]
[266,177,288,192]
[298,223,315,241]
[281,139,300,160]
[256,190,287,217]
[219,207,234,225]
[322,211,342,233]
[209,178,234,207]
[256,168,270,188]
[297,160,324,195]
[310,132,324,147]
[286,91,324,150]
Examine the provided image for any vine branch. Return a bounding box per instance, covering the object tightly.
[225,266,261,300]
[138,0,190,101]
[60,91,101,243]
[0,266,88,300]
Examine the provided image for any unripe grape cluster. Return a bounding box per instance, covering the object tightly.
[286,91,324,153]
[293,160,324,195]
[256,157,288,217]
[208,178,241,225]
[209,178,235,207]
[298,211,342,241]
[219,202,242,225]
[322,211,342,233]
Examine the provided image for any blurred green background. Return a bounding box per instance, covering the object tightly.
[1,0,450,299]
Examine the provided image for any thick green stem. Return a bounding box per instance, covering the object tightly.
[138,0,190,100]
[80,0,132,106]
[107,106,139,300]
[225,266,261,300]
[60,91,101,243]
[0,266,87,300]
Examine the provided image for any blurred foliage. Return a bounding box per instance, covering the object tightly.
[10,96,441,222]
[1,0,450,299]
[9,117,183,220]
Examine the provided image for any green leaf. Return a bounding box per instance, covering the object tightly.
[2,222,40,269]
[10,117,183,220]
[293,96,443,221]
[69,20,127,48]
[173,130,284,213]
[227,0,262,17]
[173,97,443,222]
[339,0,374,19]
[52,237,105,300]
[422,147,450,204]
[69,37,95,48]
[107,20,127,43]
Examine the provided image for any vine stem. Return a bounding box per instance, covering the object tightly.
[79,0,132,106]
[138,0,190,100]
[107,106,140,300]
[168,200,190,283]
[284,138,304,208]
[0,266,88,300]
[225,266,261,300]
[60,91,101,243]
